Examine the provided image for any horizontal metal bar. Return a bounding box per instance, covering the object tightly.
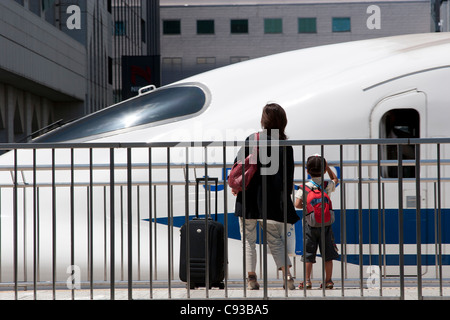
[0,137,450,150]
[0,158,449,173]
[4,176,450,189]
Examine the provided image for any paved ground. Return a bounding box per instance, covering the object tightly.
[1,279,449,300]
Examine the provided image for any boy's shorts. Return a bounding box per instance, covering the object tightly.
[303,223,339,263]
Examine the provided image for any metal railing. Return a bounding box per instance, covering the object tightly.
[0,138,448,300]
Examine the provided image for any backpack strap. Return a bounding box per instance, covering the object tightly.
[310,180,329,193]
[298,184,312,193]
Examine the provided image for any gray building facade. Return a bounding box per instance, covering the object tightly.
[0,0,157,143]
[160,0,433,84]
[0,0,87,143]
[0,0,113,143]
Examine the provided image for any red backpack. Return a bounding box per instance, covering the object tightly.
[300,181,334,227]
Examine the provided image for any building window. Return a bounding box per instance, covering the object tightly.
[230,56,250,64]
[115,21,126,36]
[264,18,282,34]
[141,19,146,43]
[163,20,181,35]
[108,57,113,85]
[163,57,182,67]
[231,19,248,34]
[298,18,317,33]
[197,57,216,65]
[332,17,351,32]
[29,0,41,16]
[197,20,215,34]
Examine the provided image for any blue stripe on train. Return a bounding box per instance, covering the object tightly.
[148,208,450,265]
[343,254,450,266]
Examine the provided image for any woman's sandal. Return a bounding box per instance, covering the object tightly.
[298,280,312,290]
[320,281,334,289]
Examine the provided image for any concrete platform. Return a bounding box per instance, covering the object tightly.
[1,279,449,300]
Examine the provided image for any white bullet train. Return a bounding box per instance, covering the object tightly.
[0,32,449,285]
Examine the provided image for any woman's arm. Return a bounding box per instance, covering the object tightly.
[294,197,303,209]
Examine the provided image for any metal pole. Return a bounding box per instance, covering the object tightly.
[320,145,326,297]
[398,144,405,300]
[282,146,288,297]
[340,144,345,297]
[90,148,94,300]
[358,145,363,297]
[109,148,115,300]
[167,147,172,298]
[33,149,38,300]
[52,149,56,300]
[127,148,133,300]
[223,144,229,297]
[185,147,190,298]
[415,144,422,300]
[262,166,268,299]
[204,147,210,297]
[70,149,75,300]
[241,142,247,297]
[437,144,443,296]
[377,145,383,296]
[148,148,153,298]
[302,145,307,296]
[13,149,18,300]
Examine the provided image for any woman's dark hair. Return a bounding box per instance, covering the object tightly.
[261,103,288,140]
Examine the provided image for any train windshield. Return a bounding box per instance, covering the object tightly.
[35,85,207,142]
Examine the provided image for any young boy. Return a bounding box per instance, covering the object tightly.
[294,154,339,289]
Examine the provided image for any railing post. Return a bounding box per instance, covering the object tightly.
[437,143,443,296]
[109,148,115,300]
[148,147,153,299]
[127,148,133,300]
[13,149,18,300]
[223,143,229,297]
[415,144,422,299]
[358,144,363,297]
[377,144,383,297]
[398,144,405,300]
[52,148,56,300]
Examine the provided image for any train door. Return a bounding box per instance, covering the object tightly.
[370,89,428,276]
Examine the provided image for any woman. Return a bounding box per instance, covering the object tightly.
[232,103,299,290]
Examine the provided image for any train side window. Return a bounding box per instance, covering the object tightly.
[380,109,419,178]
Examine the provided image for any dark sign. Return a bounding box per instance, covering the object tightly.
[122,55,161,100]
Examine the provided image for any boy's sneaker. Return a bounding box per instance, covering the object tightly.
[248,275,260,290]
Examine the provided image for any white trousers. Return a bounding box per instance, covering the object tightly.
[239,218,292,273]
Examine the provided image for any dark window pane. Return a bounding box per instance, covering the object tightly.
[298,18,317,33]
[231,19,248,34]
[36,86,208,142]
[264,18,282,34]
[115,21,126,36]
[332,17,351,32]
[163,20,181,35]
[197,20,215,34]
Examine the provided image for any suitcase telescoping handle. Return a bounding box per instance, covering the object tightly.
[195,177,218,221]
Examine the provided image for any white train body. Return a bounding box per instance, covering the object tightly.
[0,33,449,284]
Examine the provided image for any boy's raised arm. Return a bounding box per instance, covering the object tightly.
[326,165,338,185]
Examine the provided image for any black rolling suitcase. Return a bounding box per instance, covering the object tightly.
[179,178,225,289]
